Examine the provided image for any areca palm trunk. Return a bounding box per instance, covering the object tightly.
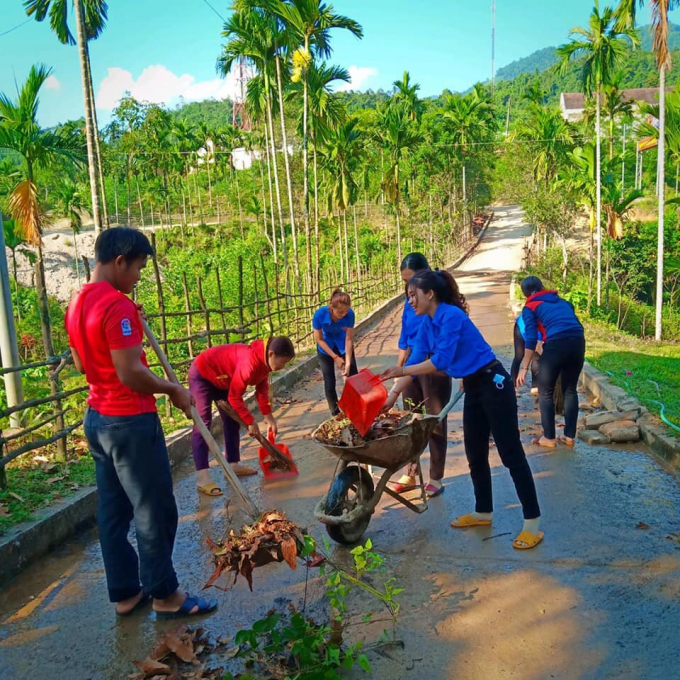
[302,37,312,292]
[73,0,102,236]
[263,121,278,261]
[264,75,287,270]
[343,210,350,280]
[655,64,667,340]
[274,51,299,276]
[86,46,109,229]
[313,136,321,297]
[596,81,603,307]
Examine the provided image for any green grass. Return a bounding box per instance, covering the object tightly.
[0,444,95,534]
[585,321,680,428]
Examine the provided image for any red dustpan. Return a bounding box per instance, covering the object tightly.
[338,369,388,436]
[258,431,298,480]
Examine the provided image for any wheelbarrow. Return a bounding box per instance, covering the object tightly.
[313,389,464,544]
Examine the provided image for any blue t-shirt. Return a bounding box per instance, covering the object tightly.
[313,306,355,356]
[406,303,496,379]
[398,298,425,351]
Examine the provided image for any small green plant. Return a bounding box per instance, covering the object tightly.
[225,538,402,680]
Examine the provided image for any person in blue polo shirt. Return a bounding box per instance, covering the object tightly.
[393,253,452,498]
[313,289,359,415]
[381,269,543,550]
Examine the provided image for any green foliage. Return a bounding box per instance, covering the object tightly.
[227,538,401,679]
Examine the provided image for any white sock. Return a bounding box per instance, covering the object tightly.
[523,518,541,535]
[428,479,442,489]
[470,511,493,521]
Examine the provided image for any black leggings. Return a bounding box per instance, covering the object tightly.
[462,362,540,519]
[318,350,359,415]
[538,336,585,439]
[510,323,540,387]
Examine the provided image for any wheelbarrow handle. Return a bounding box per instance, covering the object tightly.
[437,388,464,423]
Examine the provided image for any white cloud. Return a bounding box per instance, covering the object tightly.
[96,64,254,110]
[45,75,61,91]
[336,66,378,92]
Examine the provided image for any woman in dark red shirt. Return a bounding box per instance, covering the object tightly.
[189,337,295,496]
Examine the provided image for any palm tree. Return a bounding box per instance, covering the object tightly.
[0,64,84,357]
[24,0,108,236]
[615,0,679,339]
[265,0,362,290]
[54,179,87,284]
[557,2,638,306]
[377,101,423,263]
[318,117,365,280]
[2,218,33,322]
[393,71,423,121]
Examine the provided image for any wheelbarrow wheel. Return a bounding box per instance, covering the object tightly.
[325,466,375,545]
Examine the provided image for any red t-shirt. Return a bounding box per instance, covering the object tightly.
[194,340,272,425]
[65,281,157,416]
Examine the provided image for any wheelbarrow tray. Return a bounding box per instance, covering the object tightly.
[312,412,440,470]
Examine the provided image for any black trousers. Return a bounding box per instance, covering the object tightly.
[538,336,586,439]
[402,372,452,481]
[510,323,540,387]
[318,350,359,415]
[462,362,540,519]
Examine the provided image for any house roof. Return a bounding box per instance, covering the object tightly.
[560,87,673,112]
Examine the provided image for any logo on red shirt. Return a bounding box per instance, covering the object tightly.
[121,318,132,336]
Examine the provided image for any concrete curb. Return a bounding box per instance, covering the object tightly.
[579,362,680,472]
[0,217,492,586]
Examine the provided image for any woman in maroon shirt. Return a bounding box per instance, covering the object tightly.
[189,337,295,496]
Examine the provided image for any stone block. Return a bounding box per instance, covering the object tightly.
[578,429,611,445]
[585,409,640,428]
[599,420,641,443]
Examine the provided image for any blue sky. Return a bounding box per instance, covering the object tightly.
[0,0,677,128]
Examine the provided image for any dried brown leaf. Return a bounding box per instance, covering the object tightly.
[280,537,297,570]
[162,631,197,663]
[0,504,9,517]
[636,522,650,530]
[46,476,64,484]
[8,492,25,503]
[131,657,172,677]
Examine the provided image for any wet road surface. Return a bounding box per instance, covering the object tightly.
[1,206,678,680]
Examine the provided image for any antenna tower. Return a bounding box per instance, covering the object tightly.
[232,58,251,130]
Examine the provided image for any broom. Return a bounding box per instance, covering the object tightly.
[142,319,260,519]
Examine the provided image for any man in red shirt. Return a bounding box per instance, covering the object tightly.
[66,227,217,619]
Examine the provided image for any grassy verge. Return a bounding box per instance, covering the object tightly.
[585,321,680,428]
[0,441,95,535]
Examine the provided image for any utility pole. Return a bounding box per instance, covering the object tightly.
[0,211,24,429]
[491,0,496,93]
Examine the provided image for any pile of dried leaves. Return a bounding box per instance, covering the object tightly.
[205,510,317,591]
[314,411,408,447]
[130,625,235,680]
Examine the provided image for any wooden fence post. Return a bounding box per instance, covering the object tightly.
[197,275,211,348]
[237,256,245,335]
[260,254,274,336]
[215,268,229,344]
[150,233,171,418]
[181,272,193,359]
[252,263,260,339]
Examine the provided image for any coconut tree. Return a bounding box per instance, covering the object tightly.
[557,2,638,306]
[24,0,108,236]
[265,0,363,289]
[615,0,679,338]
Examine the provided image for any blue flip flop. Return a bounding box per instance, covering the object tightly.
[116,592,151,618]
[155,593,218,620]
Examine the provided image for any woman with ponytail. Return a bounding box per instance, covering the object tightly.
[188,337,295,496]
[393,254,452,498]
[313,289,359,415]
[381,270,544,550]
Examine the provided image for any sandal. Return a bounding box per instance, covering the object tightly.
[450,513,492,528]
[197,482,223,497]
[557,435,575,448]
[512,530,544,550]
[390,475,416,493]
[424,483,445,498]
[531,437,556,449]
[155,593,218,620]
[116,592,151,618]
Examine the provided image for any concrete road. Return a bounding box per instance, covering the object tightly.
[1,206,678,680]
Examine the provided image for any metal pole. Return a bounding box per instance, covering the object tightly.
[0,211,25,428]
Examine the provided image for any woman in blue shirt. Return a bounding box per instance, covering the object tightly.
[381,270,543,550]
[393,253,452,498]
[313,289,359,415]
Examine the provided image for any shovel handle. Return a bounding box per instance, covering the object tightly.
[141,319,260,518]
[437,389,464,423]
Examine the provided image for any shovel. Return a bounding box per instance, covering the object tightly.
[142,319,260,519]
[216,399,299,480]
